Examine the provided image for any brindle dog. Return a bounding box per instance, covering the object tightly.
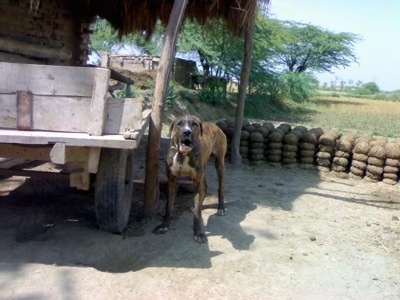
[154,115,227,243]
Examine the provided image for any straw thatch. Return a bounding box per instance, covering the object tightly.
[61,0,269,37]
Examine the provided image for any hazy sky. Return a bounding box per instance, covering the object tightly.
[269,0,400,91]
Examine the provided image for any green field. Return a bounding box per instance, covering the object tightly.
[257,96,400,138]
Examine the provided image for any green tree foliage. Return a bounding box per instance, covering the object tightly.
[124,21,165,55]
[352,81,381,96]
[268,21,361,74]
[89,13,361,104]
[178,20,243,81]
[281,72,318,102]
[90,18,122,60]
[361,82,380,94]
[90,18,165,63]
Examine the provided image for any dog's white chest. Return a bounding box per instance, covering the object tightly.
[171,153,196,178]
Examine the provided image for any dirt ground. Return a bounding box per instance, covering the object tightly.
[0,134,400,300]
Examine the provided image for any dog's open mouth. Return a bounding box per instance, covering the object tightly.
[179,139,193,153]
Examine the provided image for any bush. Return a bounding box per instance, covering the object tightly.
[166,81,178,107]
[198,88,226,106]
[115,84,139,98]
[362,82,380,94]
[369,91,400,102]
[351,87,373,97]
[249,70,284,99]
[244,93,286,118]
[281,72,318,102]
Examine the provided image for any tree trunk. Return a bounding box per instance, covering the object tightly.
[143,0,188,216]
[230,5,257,165]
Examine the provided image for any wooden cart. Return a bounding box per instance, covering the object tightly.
[0,62,150,233]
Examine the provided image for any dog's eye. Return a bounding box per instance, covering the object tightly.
[191,122,198,127]
[177,120,182,126]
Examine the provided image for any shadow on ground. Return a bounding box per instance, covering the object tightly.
[1,136,398,274]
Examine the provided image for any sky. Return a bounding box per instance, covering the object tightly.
[268,0,400,91]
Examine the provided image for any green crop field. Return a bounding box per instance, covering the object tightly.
[305,96,400,138]
[258,96,400,138]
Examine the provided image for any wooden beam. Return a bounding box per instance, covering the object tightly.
[89,68,110,136]
[49,143,90,165]
[109,68,135,85]
[143,0,188,216]
[0,130,137,149]
[0,37,72,61]
[0,144,51,160]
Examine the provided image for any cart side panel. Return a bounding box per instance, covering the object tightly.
[0,62,96,96]
[104,97,144,134]
[0,62,110,135]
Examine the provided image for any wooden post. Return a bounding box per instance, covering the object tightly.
[231,3,257,165]
[143,0,188,216]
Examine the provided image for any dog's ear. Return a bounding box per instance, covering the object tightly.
[168,120,176,138]
[191,116,203,136]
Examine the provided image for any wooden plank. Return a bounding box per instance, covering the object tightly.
[0,158,28,169]
[0,37,72,61]
[49,143,67,164]
[0,131,137,149]
[16,90,33,130]
[1,94,91,132]
[49,143,90,165]
[1,94,145,134]
[0,94,17,129]
[109,68,135,84]
[49,144,100,172]
[88,147,101,173]
[89,68,110,136]
[32,95,91,132]
[68,161,90,190]
[0,144,51,160]
[104,97,143,134]
[0,62,98,96]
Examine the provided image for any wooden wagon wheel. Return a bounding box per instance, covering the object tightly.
[95,148,134,233]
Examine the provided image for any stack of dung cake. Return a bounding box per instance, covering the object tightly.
[249,131,265,165]
[365,137,387,182]
[383,141,400,184]
[331,132,357,178]
[299,128,324,169]
[350,135,372,178]
[316,128,341,172]
[282,126,307,168]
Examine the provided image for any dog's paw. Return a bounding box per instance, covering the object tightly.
[153,224,169,234]
[217,209,226,216]
[194,232,208,243]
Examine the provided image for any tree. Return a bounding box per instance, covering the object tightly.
[90,18,165,63]
[264,21,360,74]
[230,2,258,165]
[144,0,188,216]
[90,18,123,62]
[362,82,380,94]
[178,19,243,81]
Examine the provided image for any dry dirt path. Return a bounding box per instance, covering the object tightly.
[0,139,399,299]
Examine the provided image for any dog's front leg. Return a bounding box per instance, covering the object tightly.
[153,175,177,234]
[193,173,207,243]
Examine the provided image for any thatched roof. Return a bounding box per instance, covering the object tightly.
[66,0,269,37]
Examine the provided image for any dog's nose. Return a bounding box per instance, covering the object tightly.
[183,129,192,136]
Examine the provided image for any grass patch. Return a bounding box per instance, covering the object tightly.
[293,96,400,137]
[242,94,400,138]
[163,86,400,139]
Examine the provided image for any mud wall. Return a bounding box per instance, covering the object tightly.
[0,0,90,65]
